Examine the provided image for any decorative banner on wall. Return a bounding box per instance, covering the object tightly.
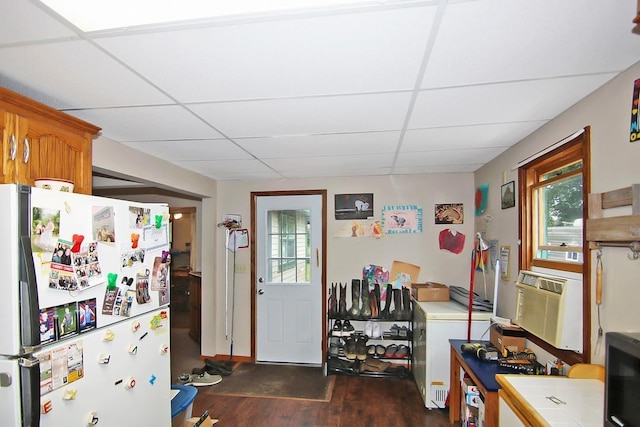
[475,184,489,216]
[334,220,384,238]
[630,78,640,142]
[381,205,422,234]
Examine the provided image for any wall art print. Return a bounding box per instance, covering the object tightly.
[381,205,422,234]
[435,203,463,224]
[334,193,374,220]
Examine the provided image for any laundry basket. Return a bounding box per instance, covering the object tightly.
[171,384,198,427]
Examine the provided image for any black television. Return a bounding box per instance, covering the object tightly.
[605,332,640,427]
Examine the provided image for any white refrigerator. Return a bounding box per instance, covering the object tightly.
[0,184,173,427]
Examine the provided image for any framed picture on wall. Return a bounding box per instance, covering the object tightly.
[501,181,516,209]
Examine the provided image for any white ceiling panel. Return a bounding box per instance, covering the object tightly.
[409,74,617,129]
[69,105,224,141]
[173,158,275,175]
[190,92,412,138]
[422,0,640,89]
[234,131,401,158]
[0,40,172,108]
[393,164,481,174]
[121,140,252,161]
[264,152,393,172]
[0,0,77,44]
[281,167,393,179]
[402,121,547,151]
[396,147,507,167]
[96,6,436,102]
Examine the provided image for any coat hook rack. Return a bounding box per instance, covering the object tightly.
[594,241,640,260]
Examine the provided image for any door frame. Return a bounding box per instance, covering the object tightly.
[250,190,327,362]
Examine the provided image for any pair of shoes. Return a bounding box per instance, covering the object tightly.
[360,358,391,373]
[344,334,368,360]
[177,372,222,387]
[364,321,381,338]
[204,359,233,376]
[384,344,409,358]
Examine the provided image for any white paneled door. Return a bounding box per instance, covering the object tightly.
[255,194,323,364]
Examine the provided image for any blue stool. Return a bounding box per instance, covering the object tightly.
[171,384,198,427]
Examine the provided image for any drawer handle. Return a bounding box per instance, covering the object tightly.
[22,138,30,163]
[545,396,566,405]
[9,135,16,160]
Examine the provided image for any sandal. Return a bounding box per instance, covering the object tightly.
[385,344,398,358]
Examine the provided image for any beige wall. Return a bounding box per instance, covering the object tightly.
[213,174,476,358]
[475,59,640,365]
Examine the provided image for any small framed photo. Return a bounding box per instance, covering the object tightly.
[501,181,516,209]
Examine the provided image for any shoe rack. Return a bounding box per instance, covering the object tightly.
[325,280,413,378]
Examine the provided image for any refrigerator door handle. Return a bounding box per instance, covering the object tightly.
[19,355,40,427]
[19,236,41,353]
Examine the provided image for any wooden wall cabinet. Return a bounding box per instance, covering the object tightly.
[0,87,100,194]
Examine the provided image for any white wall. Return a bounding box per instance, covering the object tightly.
[475,59,640,365]
[213,173,476,358]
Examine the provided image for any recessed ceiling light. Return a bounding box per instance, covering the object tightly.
[39,0,408,32]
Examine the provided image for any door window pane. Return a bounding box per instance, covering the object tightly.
[267,209,310,283]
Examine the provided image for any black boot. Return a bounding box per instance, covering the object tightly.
[338,283,348,318]
[392,288,402,320]
[349,279,361,318]
[379,284,393,319]
[360,279,371,319]
[328,283,338,317]
[401,286,412,320]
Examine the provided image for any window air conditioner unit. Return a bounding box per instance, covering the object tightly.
[513,268,583,351]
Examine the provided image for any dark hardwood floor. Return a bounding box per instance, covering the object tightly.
[192,373,451,427]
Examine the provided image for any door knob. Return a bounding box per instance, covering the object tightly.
[258,277,264,283]
[258,289,264,295]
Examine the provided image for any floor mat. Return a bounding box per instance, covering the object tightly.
[202,363,335,402]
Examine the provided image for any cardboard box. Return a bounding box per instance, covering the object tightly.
[462,377,479,394]
[411,282,450,301]
[183,415,218,427]
[490,323,526,354]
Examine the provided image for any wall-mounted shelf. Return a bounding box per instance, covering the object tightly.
[586,184,640,246]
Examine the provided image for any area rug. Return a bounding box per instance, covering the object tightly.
[205,363,335,402]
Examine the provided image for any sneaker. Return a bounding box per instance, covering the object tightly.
[332,320,343,336]
[371,322,382,338]
[395,344,409,359]
[375,344,386,357]
[364,321,373,337]
[191,372,222,387]
[385,344,398,358]
[355,335,368,361]
[177,373,193,385]
[342,320,355,336]
[390,324,400,337]
[398,326,409,338]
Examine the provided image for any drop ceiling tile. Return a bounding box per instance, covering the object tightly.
[409,74,616,129]
[402,121,547,151]
[0,0,78,44]
[396,147,507,167]
[121,140,252,161]
[264,152,392,172]
[69,105,224,141]
[281,167,392,179]
[173,158,274,175]
[204,171,285,181]
[393,164,481,174]
[95,6,435,101]
[422,0,640,89]
[0,40,172,108]
[190,92,412,138]
[234,131,401,158]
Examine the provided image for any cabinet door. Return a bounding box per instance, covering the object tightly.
[0,112,19,184]
[18,116,92,194]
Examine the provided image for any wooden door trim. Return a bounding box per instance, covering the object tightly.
[250,190,328,363]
